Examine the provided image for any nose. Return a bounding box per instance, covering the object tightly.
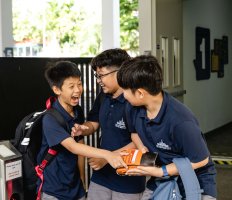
[74,85,82,92]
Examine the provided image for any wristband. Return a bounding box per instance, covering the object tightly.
[161,165,169,177]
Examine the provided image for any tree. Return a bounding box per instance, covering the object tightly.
[120,0,139,55]
[12,0,139,56]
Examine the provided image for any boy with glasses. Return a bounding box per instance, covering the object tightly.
[72,49,146,200]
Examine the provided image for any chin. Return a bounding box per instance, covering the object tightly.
[71,101,79,107]
[102,88,110,94]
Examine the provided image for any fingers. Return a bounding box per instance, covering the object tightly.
[120,158,128,169]
[126,167,144,176]
[119,151,129,156]
[112,156,127,169]
[71,127,77,137]
[141,147,148,154]
[80,125,89,130]
[71,124,89,137]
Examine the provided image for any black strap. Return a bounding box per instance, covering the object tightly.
[36,107,69,199]
[47,108,70,132]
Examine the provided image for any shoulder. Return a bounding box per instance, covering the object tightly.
[42,111,59,128]
[167,95,197,123]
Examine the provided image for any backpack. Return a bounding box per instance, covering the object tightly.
[151,157,203,200]
[11,97,69,200]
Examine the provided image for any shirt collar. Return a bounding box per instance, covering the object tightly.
[138,91,168,124]
[53,100,77,122]
[106,93,126,104]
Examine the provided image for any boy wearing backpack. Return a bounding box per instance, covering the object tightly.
[117,55,217,200]
[72,49,146,200]
[37,61,127,200]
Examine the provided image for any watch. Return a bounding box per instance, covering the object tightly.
[161,165,169,177]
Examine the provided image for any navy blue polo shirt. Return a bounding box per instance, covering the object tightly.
[126,91,217,198]
[87,92,145,193]
[37,100,85,200]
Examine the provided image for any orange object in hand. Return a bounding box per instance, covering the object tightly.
[116,149,158,176]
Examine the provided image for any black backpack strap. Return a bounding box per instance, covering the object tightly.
[47,108,70,132]
[35,108,69,200]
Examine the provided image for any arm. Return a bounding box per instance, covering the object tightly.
[77,139,86,190]
[131,133,148,153]
[72,121,99,136]
[127,121,210,177]
[61,137,127,169]
[126,156,209,177]
[88,141,136,170]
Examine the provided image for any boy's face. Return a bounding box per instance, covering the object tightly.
[123,89,143,106]
[53,76,83,107]
[95,66,119,94]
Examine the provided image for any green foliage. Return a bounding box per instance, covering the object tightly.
[12,0,139,56]
[13,2,43,43]
[120,0,139,55]
[45,0,84,48]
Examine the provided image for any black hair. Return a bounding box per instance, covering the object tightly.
[44,61,81,89]
[117,55,163,95]
[90,48,130,71]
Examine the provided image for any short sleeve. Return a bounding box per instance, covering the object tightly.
[42,114,70,147]
[173,121,210,163]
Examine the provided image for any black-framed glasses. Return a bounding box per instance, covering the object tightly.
[94,70,119,80]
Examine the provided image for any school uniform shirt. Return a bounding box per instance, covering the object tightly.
[37,100,85,200]
[126,91,217,198]
[87,92,146,193]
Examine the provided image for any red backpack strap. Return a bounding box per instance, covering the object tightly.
[46,97,57,109]
[35,148,58,200]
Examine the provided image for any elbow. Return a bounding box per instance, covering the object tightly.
[202,156,209,166]
[192,156,209,169]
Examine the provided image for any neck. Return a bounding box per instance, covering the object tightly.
[58,98,74,117]
[112,87,123,98]
[145,92,163,119]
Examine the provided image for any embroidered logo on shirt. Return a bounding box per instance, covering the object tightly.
[156,140,171,150]
[115,118,126,129]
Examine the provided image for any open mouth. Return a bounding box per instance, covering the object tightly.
[71,96,79,103]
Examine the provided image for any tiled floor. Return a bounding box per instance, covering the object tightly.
[205,122,232,200]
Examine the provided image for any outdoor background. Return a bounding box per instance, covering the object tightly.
[12,0,139,57]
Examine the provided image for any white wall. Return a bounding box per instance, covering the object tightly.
[183,0,232,133]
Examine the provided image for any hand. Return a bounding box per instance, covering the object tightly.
[71,123,89,137]
[88,157,107,170]
[104,151,128,169]
[140,146,149,154]
[126,165,163,177]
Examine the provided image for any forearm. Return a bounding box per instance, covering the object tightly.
[164,156,209,177]
[131,133,146,150]
[77,140,85,184]
[81,121,99,136]
[114,142,136,153]
[62,137,112,159]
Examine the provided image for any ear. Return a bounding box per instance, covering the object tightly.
[136,88,145,99]
[52,85,61,96]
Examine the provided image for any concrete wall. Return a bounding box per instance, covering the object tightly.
[183,0,232,133]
